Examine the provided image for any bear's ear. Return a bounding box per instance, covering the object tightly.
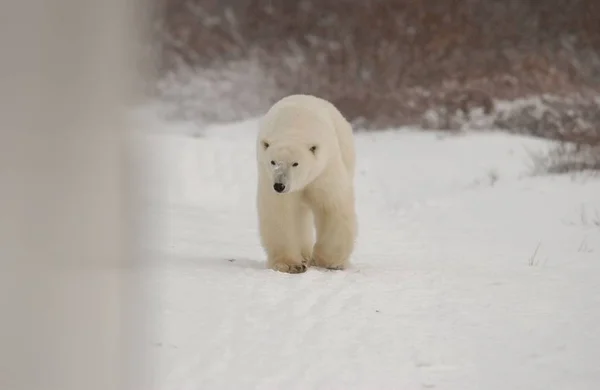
[262,141,270,150]
[309,145,317,155]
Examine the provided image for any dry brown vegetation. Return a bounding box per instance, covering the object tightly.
[152,0,600,171]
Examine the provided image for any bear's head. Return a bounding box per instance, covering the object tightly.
[258,140,327,194]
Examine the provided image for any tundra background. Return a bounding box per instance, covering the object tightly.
[148,0,600,171]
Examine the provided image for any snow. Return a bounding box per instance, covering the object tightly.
[139,113,600,390]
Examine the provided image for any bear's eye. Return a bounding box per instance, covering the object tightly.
[292,162,299,167]
[309,145,317,154]
[262,141,270,149]
[270,160,276,165]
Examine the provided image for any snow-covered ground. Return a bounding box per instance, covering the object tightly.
[138,112,600,390]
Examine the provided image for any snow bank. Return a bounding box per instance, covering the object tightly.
[139,114,600,390]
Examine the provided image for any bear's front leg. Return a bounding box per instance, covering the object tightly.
[311,202,357,270]
[262,226,307,274]
[263,232,307,274]
[258,189,307,274]
[297,201,315,266]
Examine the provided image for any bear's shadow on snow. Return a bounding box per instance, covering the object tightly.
[216,257,266,270]
[215,258,363,274]
[167,256,266,271]
[196,257,363,274]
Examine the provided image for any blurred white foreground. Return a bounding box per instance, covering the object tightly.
[139,111,600,390]
[0,1,153,389]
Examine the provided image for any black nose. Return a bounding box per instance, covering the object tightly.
[273,183,286,193]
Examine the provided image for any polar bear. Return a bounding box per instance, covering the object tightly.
[256,94,357,274]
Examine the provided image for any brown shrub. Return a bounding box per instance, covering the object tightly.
[530,143,600,174]
[493,95,600,143]
[153,0,600,161]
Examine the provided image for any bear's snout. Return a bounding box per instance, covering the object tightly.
[273,182,286,193]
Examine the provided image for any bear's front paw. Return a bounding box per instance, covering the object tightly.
[270,261,307,274]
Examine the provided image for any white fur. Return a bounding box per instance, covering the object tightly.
[256,94,357,273]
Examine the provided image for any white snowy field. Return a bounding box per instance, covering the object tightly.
[138,112,600,390]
